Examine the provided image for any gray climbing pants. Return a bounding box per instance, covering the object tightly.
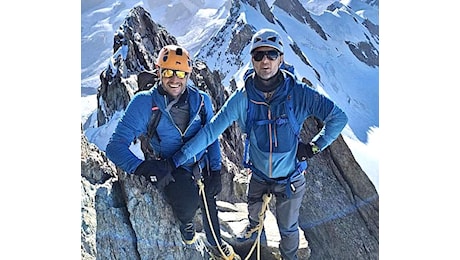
[247,171,306,260]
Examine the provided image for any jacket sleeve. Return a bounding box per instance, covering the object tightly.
[202,95,221,171]
[299,85,348,150]
[105,94,151,173]
[173,89,246,167]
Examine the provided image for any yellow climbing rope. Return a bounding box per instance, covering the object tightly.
[244,193,272,260]
[197,179,236,260]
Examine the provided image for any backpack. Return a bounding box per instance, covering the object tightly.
[138,93,207,160]
[280,61,296,78]
[137,69,159,91]
[242,69,307,198]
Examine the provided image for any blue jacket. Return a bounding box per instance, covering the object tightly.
[106,83,221,174]
[173,70,347,179]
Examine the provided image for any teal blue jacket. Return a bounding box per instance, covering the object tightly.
[172,70,347,179]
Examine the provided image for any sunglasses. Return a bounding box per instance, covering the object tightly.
[161,69,188,79]
[252,50,280,62]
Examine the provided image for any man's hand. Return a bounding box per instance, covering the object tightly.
[296,142,320,161]
[134,158,176,189]
[204,169,222,197]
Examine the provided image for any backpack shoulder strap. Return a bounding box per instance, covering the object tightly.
[242,69,256,137]
[140,103,161,160]
[199,95,207,126]
[243,79,255,168]
[243,74,255,132]
[146,106,161,140]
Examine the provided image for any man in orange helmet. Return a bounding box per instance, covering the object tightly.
[106,45,237,259]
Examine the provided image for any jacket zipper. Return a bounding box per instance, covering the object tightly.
[182,95,204,139]
[164,94,203,141]
[267,108,273,178]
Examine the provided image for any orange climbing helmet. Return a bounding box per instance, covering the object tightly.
[156,45,193,73]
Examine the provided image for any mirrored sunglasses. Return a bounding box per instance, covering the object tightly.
[161,69,188,79]
[252,50,280,62]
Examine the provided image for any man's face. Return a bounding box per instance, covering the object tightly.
[251,46,283,80]
[158,68,188,98]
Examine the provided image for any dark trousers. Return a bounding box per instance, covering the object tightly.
[164,168,222,246]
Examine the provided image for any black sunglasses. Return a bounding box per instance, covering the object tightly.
[252,50,280,62]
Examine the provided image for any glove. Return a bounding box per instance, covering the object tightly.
[203,169,222,197]
[296,142,320,161]
[134,158,176,189]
